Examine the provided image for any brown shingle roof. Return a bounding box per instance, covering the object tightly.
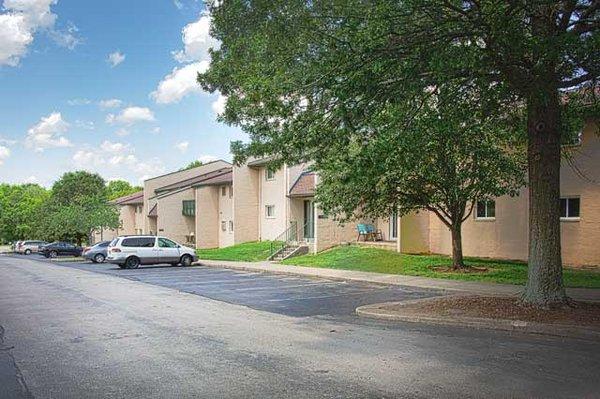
[154,167,232,194]
[192,170,233,187]
[289,172,315,197]
[112,191,144,205]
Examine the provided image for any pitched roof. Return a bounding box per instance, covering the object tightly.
[148,203,157,217]
[192,170,233,187]
[288,172,315,197]
[154,167,233,194]
[143,159,231,182]
[112,191,144,205]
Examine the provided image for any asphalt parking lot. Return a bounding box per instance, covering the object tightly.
[37,257,441,318]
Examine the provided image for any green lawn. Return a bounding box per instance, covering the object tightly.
[281,245,600,288]
[196,241,281,262]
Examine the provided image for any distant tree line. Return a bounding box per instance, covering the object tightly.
[0,172,139,245]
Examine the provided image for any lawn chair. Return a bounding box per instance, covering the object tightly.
[366,224,383,241]
[356,224,371,241]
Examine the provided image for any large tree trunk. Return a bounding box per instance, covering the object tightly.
[521,87,568,306]
[450,223,466,269]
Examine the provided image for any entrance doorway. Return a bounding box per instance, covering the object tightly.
[389,210,398,240]
[303,200,315,240]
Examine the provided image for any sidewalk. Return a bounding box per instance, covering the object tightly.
[197,259,600,303]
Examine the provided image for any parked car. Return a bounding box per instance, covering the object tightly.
[41,242,83,258]
[83,241,110,263]
[12,241,22,252]
[107,235,197,269]
[16,240,48,255]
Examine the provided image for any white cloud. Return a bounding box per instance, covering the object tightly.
[151,61,209,104]
[173,0,183,10]
[0,0,80,66]
[175,141,189,153]
[211,93,226,115]
[198,154,218,164]
[25,112,72,151]
[115,128,129,137]
[0,145,10,165]
[0,136,17,146]
[107,106,155,125]
[100,140,129,154]
[72,141,165,182]
[99,98,122,109]
[49,21,81,49]
[107,50,125,67]
[172,13,219,63]
[67,98,91,106]
[24,175,38,183]
[151,127,160,134]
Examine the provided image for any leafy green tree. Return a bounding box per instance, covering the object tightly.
[0,184,49,243]
[179,160,203,171]
[41,171,119,245]
[200,0,598,306]
[106,180,142,201]
[315,85,526,269]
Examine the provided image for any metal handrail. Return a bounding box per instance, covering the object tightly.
[269,221,298,259]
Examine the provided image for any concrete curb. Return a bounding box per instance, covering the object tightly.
[356,297,600,341]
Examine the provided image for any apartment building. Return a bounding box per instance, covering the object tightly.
[93,190,144,243]
[230,119,599,267]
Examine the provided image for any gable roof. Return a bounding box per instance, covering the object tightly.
[154,167,232,194]
[288,172,315,197]
[143,159,231,182]
[148,203,158,217]
[112,190,144,205]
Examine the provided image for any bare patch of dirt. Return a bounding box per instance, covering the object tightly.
[431,266,488,273]
[391,296,600,327]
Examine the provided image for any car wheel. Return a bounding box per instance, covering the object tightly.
[94,253,106,263]
[49,250,58,258]
[125,256,140,269]
[24,249,32,255]
[180,254,193,267]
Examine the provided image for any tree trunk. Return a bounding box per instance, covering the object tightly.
[450,223,466,269]
[521,88,568,306]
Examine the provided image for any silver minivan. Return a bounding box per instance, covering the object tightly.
[106,235,197,269]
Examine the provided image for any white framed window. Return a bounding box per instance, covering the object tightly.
[475,200,495,220]
[221,186,226,196]
[560,197,580,220]
[221,221,226,231]
[229,220,234,231]
[265,168,275,181]
[265,205,275,218]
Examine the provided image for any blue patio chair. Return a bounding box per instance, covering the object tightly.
[366,224,383,241]
[356,224,370,241]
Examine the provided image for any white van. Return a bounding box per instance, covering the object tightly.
[107,235,197,269]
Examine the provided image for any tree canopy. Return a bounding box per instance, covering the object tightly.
[180,160,203,171]
[40,171,119,245]
[200,0,599,306]
[106,180,142,201]
[0,183,49,243]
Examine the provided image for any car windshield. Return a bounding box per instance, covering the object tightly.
[109,238,119,246]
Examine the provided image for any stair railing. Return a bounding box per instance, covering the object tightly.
[269,221,299,259]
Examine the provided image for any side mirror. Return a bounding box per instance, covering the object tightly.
[177,244,181,248]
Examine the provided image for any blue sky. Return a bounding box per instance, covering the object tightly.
[0,0,242,186]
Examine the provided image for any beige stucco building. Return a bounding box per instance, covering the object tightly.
[93,191,144,243]
[230,119,599,267]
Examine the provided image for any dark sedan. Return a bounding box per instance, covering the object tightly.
[41,242,83,258]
